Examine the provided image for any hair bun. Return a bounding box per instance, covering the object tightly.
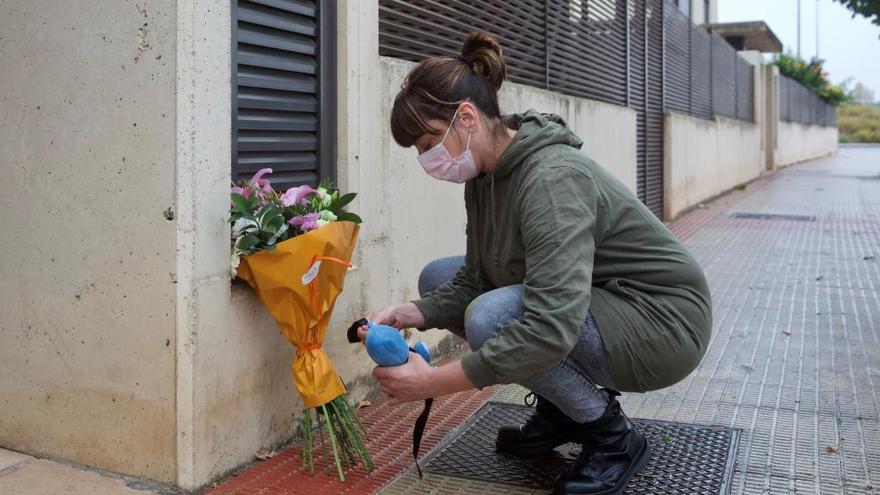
[460,31,506,93]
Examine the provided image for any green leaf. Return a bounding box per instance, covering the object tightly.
[336,212,363,224]
[235,234,261,252]
[267,214,286,232]
[231,193,250,213]
[255,206,281,230]
[336,192,357,209]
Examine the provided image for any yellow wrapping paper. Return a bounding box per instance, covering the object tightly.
[236,221,359,409]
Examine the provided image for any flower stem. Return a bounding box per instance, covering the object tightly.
[303,409,314,473]
[321,404,345,482]
[331,397,374,469]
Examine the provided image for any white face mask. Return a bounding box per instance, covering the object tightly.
[417,110,480,183]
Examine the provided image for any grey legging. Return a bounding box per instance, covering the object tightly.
[419,256,615,423]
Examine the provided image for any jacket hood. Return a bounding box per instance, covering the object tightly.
[489,109,584,179]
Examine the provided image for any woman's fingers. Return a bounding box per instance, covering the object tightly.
[357,325,368,343]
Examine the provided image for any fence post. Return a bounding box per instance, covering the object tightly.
[687,22,693,115]
[661,0,666,116]
[625,0,631,107]
[710,29,715,117]
[544,0,550,90]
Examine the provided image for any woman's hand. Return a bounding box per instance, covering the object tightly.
[356,302,425,343]
[373,351,435,405]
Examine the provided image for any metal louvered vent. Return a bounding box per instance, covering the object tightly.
[232,0,336,192]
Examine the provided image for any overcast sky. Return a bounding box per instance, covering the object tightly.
[718,0,880,99]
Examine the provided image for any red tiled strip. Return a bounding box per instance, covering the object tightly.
[206,378,501,495]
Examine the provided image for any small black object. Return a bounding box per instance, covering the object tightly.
[412,397,433,478]
[347,318,368,344]
[458,54,474,70]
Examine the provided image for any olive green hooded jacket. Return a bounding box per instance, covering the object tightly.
[413,110,712,392]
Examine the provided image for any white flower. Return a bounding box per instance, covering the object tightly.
[232,217,258,237]
[231,252,242,277]
[319,210,337,222]
[316,187,333,208]
[315,210,337,228]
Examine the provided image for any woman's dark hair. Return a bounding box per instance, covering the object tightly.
[390,31,507,147]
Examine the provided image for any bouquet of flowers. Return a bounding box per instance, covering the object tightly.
[230,168,372,481]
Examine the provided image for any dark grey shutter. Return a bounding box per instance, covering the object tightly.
[232,0,336,192]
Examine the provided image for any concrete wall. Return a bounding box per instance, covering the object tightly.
[662,53,766,221]
[498,82,637,191]
[662,56,838,222]
[664,112,763,220]
[173,1,637,489]
[0,0,178,483]
[691,0,718,25]
[775,121,839,167]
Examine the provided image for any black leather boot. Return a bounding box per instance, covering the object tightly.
[553,392,650,495]
[495,393,580,457]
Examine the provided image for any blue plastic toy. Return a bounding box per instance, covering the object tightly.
[364,321,431,366]
[348,318,434,478]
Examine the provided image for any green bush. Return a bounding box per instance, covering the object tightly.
[838,104,880,143]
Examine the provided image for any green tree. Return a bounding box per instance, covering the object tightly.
[832,0,880,29]
[851,82,876,105]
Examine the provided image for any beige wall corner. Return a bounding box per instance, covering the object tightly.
[174,0,236,489]
[0,0,178,482]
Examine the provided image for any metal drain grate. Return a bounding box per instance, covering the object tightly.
[425,403,740,494]
[730,212,816,222]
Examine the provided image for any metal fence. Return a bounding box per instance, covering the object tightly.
[779,75,836,127]
[663,6,754,122]
[378,0,755,217]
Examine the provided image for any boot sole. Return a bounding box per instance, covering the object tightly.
[552,439,652,495]
[495,433,572,458]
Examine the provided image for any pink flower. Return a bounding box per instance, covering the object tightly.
[288,212,321,232]
[251,168,273,194]
[280,185,316,207]
[231,185,252,199]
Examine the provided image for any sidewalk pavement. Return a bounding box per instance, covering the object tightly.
[0,448,162,495]
[4,145,878,494]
